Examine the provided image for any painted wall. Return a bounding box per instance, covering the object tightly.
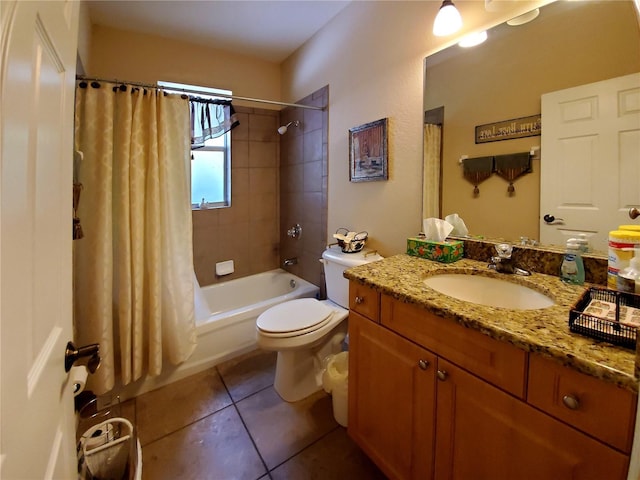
[76,1,92,73]
[280,0,562,256]
[85,2,554,260]
[87,24,281,105]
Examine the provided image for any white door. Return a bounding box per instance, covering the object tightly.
[1,1,79,478]
[540,73,640,252]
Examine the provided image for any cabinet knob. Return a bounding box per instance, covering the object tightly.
[436,370,448,381]
[354,296,364,304]
[418,359,429,370]
[562,394,580,410]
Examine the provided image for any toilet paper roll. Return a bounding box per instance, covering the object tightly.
[71,365,88,397]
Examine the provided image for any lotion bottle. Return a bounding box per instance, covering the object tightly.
[560,239,585,285]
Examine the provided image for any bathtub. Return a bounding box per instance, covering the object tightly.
[120,269,318,399]
[193,268,320,362]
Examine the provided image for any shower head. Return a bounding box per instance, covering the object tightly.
[277,120,300,135]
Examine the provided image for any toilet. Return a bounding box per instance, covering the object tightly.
[256,245,383,402]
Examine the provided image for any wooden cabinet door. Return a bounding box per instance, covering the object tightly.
[434,359,629,480]
[349,281,380,322]
[349,312,437,480]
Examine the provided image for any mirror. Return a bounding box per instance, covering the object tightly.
[423,0,640,254]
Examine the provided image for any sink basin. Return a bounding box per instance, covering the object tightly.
[423,273,555,310]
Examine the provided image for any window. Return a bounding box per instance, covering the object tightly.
[158,80,233,209]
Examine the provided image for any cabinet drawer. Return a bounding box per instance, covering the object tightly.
[349,282,380,322]
[528,354,637,453]
[381,295,526,398]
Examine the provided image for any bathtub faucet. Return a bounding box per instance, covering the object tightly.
[283,257,298,266]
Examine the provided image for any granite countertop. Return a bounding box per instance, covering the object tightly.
[344,254,639,393]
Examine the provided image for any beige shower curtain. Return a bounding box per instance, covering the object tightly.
[74,82,197,394]
[423,123,442,220]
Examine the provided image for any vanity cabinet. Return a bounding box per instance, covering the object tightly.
[349,282,380,322]
[435,358,628,480]
[349,312,436,480]
[347,283,634,480]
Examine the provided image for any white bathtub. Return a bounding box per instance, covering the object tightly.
[193,268,320,359]
[120,269,319,399]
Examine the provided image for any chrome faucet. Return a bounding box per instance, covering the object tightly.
[488,243,530,275]
[283,257,298,266]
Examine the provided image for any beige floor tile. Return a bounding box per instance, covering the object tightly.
[217,349,276,402]
[142,405,266,480]
[119,398,136,425]
[136,368,232,446]
[270,427,388,480]
[237,386,338,470]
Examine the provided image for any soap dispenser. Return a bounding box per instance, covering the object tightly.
[560,239,585,285]
[617,247,640,294]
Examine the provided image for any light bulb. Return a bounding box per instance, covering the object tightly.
[433,0,462,37]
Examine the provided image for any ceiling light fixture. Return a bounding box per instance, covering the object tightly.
[433,0,463,37]
[458,31,488,48]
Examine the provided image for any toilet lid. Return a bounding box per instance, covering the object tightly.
[257,298,334,334]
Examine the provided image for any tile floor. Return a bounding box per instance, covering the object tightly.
[119,349,387,480]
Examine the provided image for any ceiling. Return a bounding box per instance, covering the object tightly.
[87,0,352,63]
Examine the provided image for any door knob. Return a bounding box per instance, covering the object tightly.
[64,341,100,373]
[629,208,640,220]
[543,214,564,225]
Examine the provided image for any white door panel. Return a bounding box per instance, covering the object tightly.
[1,1,79,478]
[540,73,640,252]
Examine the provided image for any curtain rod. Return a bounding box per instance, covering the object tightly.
[76,75,325,111]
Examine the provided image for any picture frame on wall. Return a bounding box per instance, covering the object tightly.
[349,118,388,182]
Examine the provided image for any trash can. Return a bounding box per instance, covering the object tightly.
[322,351,349,427]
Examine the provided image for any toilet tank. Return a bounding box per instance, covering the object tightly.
[321,246,383,308]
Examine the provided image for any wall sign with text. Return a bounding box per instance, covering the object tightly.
[475,115,541,144]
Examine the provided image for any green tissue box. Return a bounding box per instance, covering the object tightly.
[406,237,464,263]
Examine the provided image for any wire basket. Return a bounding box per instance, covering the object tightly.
[335,228,368,253]
[568,287,640,349]
[77,397,140,480]
[80,418,135,480]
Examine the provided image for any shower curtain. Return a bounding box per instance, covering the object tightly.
[423,123,442,219]
[74,82,197,394]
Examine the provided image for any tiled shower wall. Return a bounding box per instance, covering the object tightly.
[192,86,328,291]
[279,86,329,295]
[193,107,280,286]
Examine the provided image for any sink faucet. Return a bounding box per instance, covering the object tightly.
[488,243,530,276]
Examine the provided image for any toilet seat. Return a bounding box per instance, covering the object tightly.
[257,298,333,337]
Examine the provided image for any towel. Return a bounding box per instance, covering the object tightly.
[462,156,494,196]
[494,152,532,194]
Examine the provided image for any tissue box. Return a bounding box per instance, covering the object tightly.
[406,237,464,263]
